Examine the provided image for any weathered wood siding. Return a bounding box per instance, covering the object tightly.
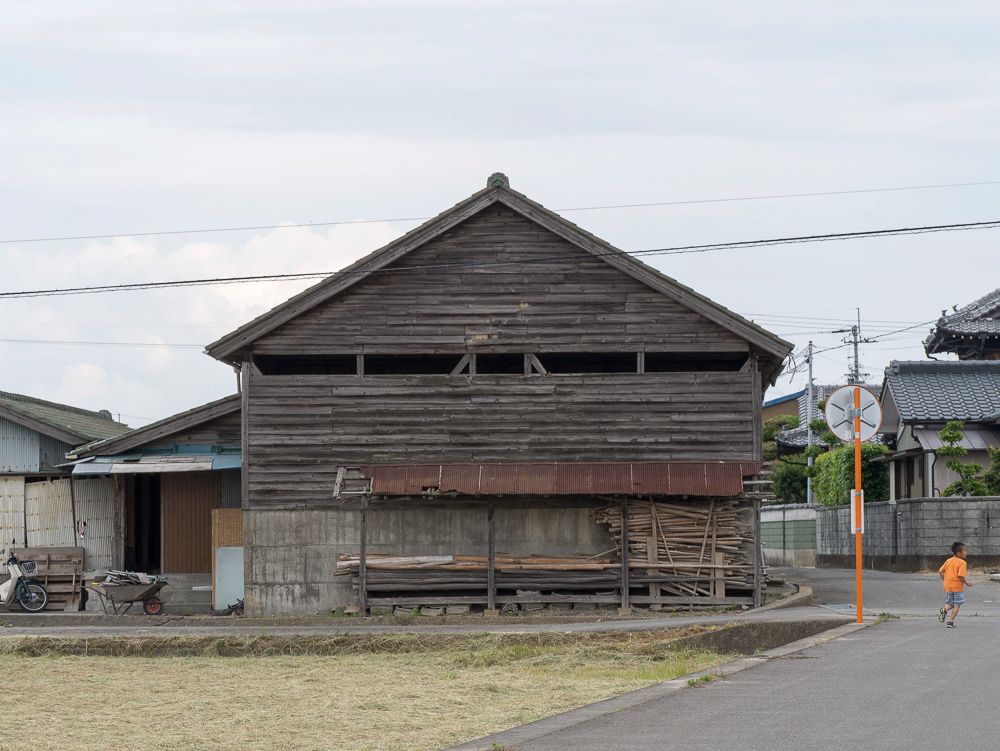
[247,372,756,509]
[145,411,242,448]
[252,205,750,355]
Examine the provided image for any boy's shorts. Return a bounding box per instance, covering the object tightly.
[946,591,965,606]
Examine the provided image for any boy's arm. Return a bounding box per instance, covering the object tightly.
[939,569,946,581]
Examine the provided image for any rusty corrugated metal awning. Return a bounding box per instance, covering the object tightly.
[361,462,761,497]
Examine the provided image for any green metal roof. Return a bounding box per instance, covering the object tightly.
[0,390,130,444]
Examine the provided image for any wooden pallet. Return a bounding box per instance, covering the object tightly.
[13,547,85,611]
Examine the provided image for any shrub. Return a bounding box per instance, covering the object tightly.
[813,442,890,506]
[984,447,1000,495]
[763,414,799,442]
[937,421,988,497]
[773,459,808,503]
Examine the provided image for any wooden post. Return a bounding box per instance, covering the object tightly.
[111,475,125,571]
[359,496,369,615]
[646,535,659,600]
[620,497,630,612]
[487,500,496,612]
[753,499,762,608]
[714,552,726,598]
[241,356,251,511]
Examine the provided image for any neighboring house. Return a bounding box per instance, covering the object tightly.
[875,360,1000,499]
[0,390,128,571]
[924,287,1000,360]
[68,395,241,612]
[762,390,803,423]
[202,173,792,616]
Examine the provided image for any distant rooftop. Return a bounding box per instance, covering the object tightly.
[882,360,1000,423]
[0,390,130,444]
[924,287,1000,358]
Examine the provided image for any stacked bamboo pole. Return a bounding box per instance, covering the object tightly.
[592,498,754,597]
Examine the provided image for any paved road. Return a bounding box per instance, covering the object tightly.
[502,568,1000,751]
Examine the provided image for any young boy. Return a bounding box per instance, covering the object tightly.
[939,541,973,628]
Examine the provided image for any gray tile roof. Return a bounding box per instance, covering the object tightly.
[924,287,1000,354]
[0,390,130,443]
[883,360,1000,423]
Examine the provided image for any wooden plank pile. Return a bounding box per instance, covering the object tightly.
[592,498,754,598]
[337,553,624,606]
[13,547,85,611]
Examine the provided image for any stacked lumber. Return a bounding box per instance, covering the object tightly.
[592,498,754,597]
[337,553,624,602]
[13,547,84,611]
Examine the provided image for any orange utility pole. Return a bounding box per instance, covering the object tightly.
[853,387,863,623]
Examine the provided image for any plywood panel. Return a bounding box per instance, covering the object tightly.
[161,472,222,573]
[72,477,115,571]
[0,476,25,572]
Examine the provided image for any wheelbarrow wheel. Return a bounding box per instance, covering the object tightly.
[142,598,164,615]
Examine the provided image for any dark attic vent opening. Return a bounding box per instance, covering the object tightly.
[476,353,525,374]
[255,355,357,375]
[364,354,463,375]
[541,352,637,374]
[644,353,747,372]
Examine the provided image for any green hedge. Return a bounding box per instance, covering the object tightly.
[814,442,890,506]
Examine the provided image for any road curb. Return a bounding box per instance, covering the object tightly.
[755,584,814,612]
[445,614,870,751]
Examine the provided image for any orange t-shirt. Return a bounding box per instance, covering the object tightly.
[940,556,967,592]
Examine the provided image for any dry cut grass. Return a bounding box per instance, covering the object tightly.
[0,629,730,751]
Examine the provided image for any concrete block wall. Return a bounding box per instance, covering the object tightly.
[243,502,614,616]
[816,497,1000,572]
[761,505,817,567]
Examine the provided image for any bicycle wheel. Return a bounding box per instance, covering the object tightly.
[17,583,48,612]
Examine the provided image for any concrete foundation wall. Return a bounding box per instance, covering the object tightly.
[244,503,614,616]
[816,497,1000,572]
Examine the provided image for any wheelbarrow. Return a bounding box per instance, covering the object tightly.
[86,580,170,615]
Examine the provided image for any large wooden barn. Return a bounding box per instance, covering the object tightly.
[206,174,792,616]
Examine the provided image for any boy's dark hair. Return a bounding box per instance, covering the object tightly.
[952,541,966,554]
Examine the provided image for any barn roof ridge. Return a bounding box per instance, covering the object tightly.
[204,176,791,379]
[71,393,241,459]
[0,389,130,445]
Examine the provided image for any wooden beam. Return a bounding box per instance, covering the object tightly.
[620,497,630,610]
[637,352,645,374]
[646,534,659,599]
[529,354,548,375]
[356,354,365,377]
[523,353,532,377]
[241,357,250,511]
[753,499,762,608]
[111,475,125,570]
[450,354,472,377]
[487,500,496,611]
[359,496,369,615]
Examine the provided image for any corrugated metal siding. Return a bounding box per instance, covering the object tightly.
[162,472,222,574]
[220,469,241,508]
[0,476,26,572]
[38,434,73,473]
[72,477,114,571]
[24,479,75,548]
[1,416,40,473]
[362,462,762,497]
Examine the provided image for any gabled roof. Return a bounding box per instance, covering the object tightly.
[0,390,129,445]
[72,394,240,458]
[205,174,792,383]
[925,287,1000,355]
[763,389,805,408]
[881,360,1000,423]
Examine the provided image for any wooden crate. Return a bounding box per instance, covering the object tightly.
[13,547,85,611]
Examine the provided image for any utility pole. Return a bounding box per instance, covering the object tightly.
[806,341,814,505]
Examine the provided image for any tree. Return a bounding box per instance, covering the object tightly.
[813,442,891,506]
[763,414,799,442]
[937,421,988,497]
[984,447,1000,496]
[773,457,809,503]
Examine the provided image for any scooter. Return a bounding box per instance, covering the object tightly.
[0,548,48,612]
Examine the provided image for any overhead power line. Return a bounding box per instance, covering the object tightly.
[1,217,999,300]
[1,179,999,246]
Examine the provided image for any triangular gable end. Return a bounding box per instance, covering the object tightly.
[206,176,791,381]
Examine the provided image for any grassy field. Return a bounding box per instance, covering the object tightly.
[0,629,731,751]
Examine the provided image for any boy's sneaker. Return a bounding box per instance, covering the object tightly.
[939,607,948,623]
[947,621,956,628]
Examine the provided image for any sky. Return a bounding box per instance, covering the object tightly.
[2,1,999,426]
